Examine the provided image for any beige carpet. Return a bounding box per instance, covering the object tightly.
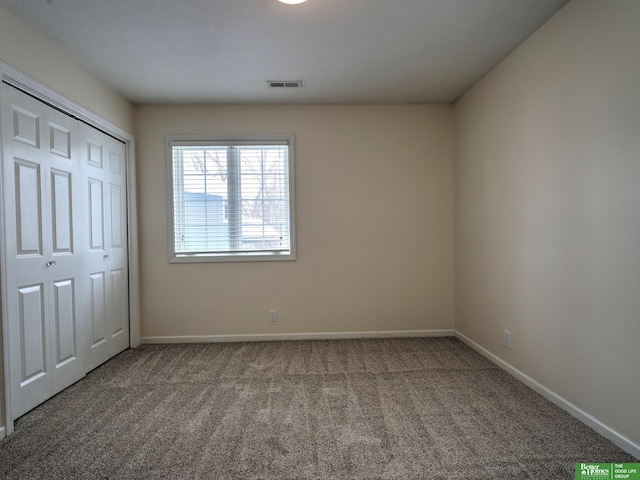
[0,337,636,479]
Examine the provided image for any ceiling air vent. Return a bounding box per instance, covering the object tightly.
[268,80,303,88]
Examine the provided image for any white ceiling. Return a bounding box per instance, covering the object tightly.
[0,0,569,104]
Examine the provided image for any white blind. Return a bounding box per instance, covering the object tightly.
[171,141,291,256]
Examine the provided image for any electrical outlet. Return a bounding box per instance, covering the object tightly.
[268,309,277,322]
[504,330,511,349]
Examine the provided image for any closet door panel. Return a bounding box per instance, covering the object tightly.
[45,107,86,396]
[52,278,76,367]
[14,159,43,255]
[88,178,104,251]
[48,122,71,159]
[108,267,128,352]
[17,284,47,386]
[89,272,107,347]
[83,125,109,370]
[50,169,73,254]
[2,86,52,418]
[105,136,129,356]
[1,84,87,415]
[81,124,130,369]
[12,105,40,148]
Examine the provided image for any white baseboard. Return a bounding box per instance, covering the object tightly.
[140,329,455,344]
[455,331,640,460]
[0,426,5,441]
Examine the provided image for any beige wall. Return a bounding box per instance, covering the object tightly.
[0,5,133,132]
[136,105,454,338]
[455,0,640,447]
[0,4,134,433]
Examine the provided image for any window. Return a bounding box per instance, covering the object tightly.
[166,135,296,262]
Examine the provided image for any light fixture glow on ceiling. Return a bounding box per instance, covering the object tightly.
[278,0,307,4]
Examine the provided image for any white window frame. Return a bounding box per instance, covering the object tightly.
[166,134,296,263]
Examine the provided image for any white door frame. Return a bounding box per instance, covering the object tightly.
[0,60,140,436]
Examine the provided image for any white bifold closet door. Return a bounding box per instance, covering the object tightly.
[80,122,129,371]
[1,84,129,419]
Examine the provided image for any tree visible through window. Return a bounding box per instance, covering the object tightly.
[167,135,295,262]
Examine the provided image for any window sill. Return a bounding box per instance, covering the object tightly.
[169,251,296,264]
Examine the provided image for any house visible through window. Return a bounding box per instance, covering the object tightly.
[167,135,295,262]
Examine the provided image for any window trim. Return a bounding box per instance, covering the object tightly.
[166,134,296,263]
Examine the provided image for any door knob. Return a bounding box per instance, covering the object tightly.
[103,254,109,260]
[46,261,57,267]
